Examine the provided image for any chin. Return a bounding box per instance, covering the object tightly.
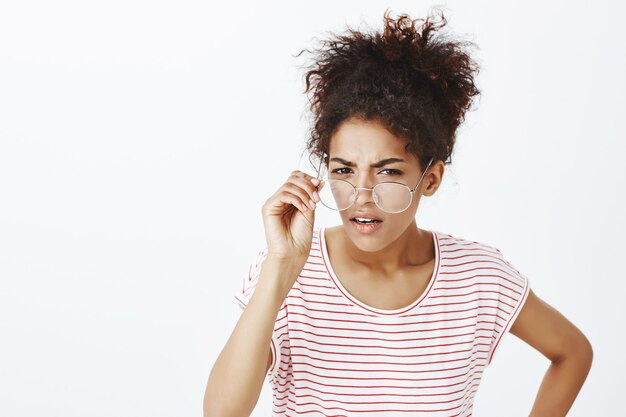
[343,219,389,246]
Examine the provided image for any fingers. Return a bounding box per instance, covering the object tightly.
[277,191,314,228]
[283,183,317,211]
[289,170,323,196]
[277,190,311,213]
[285,171,323,209]
[265,170,324,215]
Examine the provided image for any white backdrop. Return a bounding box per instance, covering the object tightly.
[1,1,624,416]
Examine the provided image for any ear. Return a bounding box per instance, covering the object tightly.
[423,160,444,196]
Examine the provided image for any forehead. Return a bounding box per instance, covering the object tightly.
[328,117,412,162]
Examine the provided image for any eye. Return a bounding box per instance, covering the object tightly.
[381,168,403,176]
[330,168,403,175]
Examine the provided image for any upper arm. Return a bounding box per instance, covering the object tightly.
[510,288,593,362]
[266,350,273,375]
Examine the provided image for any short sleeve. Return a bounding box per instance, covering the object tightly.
[485,247,531,366]
[233,246,290,382]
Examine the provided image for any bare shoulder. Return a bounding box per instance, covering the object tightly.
[510,288,593,362]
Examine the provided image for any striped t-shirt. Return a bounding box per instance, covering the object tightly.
[234,225,530,416]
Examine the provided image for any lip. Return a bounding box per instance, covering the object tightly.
[349,211,384,221]
[350,218,384,234]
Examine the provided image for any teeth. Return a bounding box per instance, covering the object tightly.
[355,217,378,223]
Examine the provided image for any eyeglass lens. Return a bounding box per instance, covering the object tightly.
[317,177,412,213]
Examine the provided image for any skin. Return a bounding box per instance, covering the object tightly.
[324,115,593,417]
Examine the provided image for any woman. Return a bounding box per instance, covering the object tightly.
[204,8,593,417]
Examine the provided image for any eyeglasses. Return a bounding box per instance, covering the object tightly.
[314,153,434,214]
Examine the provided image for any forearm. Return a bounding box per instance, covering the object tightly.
[528,347,593,417]
[204,256,304,417]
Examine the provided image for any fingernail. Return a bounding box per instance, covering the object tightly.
[308,199,315,209]
[313,191,320,202]
[311,178,320,185]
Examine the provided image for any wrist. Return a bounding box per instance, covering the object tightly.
[258,255,307,298]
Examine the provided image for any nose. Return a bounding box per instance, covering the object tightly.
[352,175,377,207]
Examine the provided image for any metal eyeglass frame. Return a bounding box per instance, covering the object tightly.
[314,153,435,214]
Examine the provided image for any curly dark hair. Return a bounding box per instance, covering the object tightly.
[296,7,481,172]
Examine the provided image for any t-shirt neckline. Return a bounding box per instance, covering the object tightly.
[319,225,441,316]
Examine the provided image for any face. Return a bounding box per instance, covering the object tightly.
[325,116,442,252]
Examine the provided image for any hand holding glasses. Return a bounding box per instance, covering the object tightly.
[261,169,326,261]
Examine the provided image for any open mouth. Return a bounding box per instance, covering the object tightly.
[350,217,383,224]
[349,217,384,233]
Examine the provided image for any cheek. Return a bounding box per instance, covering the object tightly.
[412,191,425,208]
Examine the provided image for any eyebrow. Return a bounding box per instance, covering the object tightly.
[329,157,406,168]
